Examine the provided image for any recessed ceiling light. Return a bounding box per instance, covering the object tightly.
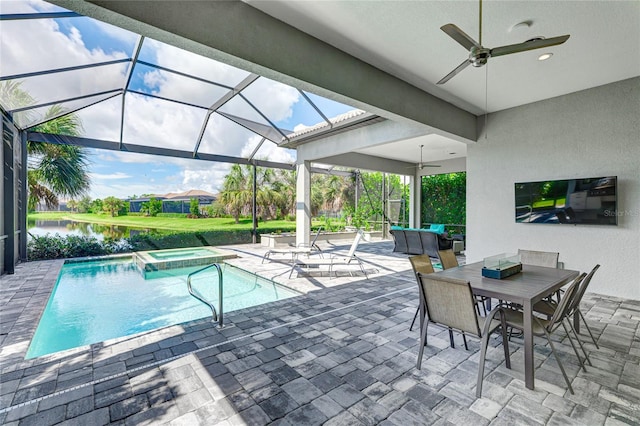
[538,53,553,61]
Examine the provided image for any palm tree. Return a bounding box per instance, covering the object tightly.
[219,163,283,223]
[1,81,91,211]
[28,106,90,210]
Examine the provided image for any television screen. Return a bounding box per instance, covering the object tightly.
[515,176,617,225]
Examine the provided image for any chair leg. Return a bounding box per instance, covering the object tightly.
[578,309,600,349]
[476,331,491,398]
[409,307,419,332]
[417,320,429,369]
[561,321,586,372]
[566,319,593,367]
[543,329,574,394]
[448,328,455,348]
[462,333,469,351]
[500,323,511,370]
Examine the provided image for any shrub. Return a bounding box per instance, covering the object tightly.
[27,234,132,261]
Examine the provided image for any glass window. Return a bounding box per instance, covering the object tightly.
[303,91,358,119]
[253,139,296,164]
[3,62,128,111]
[128,63,231,109]
[218,95,286,141]
[197,113,263,157]
[0,0,70,15]
[122,92,208,152]
[12,91,120,130]
[137,38,251,89]
[240,76,324,132]
[0,17,136,78]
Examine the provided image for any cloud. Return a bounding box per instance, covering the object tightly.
[89,172,131,180]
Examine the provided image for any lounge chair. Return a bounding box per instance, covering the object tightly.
[289,229,369,278]
[262,227,323,263]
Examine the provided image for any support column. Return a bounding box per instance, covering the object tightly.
[295,161,311,248]
[410,174,421,228]
[19,131,27,261]
[2,116,15,274]
[252,164,258,244]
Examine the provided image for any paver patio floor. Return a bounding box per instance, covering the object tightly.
[1,239,638,425]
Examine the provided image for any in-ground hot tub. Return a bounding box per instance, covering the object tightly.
[133,246,237,274]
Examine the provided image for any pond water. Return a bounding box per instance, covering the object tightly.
[27,219,166,240]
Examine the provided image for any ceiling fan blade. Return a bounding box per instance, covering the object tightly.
[441,24,481,51]
[421,165,441,168]
[490,34,570,57]
[437,59,471,85]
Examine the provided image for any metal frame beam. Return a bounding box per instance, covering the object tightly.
[0,58,131,81]
[193,73,260,156]
[27,131,295,170]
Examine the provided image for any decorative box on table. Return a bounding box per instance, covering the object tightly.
[482,253,522,279]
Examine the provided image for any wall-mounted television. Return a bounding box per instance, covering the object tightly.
[515,176,617,225]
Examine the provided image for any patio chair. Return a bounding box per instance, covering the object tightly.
[500,273,586,394]
[437,249,459,270]
[289,229,369,278]
[414,274,511,398]
[535,264,601,351]
[518,249,559,268]
[438,249,488,315]
[262,227,323,263]
[409,255,461,349]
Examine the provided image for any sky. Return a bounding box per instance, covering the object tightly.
[0,0,359,200]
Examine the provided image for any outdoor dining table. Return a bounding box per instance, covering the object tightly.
[436,261,579,390]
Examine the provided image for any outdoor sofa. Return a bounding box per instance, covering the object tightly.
[390,225,453,258]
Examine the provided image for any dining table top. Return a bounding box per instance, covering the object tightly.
[436,261,580,304]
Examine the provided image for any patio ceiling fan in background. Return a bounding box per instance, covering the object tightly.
[410,145,441,170]
[437,0,570,85]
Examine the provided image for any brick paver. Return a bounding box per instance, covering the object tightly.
[1,240,638,425]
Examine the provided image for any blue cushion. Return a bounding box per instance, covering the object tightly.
[429,224,445,234]
[390,225,403,231]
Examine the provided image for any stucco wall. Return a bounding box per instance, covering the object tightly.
[467,77,640,300]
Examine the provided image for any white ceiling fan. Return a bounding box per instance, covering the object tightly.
[410,145,441,170]
[437,0,570,85]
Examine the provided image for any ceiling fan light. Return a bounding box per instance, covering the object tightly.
[538,52,553,61]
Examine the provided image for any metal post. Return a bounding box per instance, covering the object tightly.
[2,116,15,274]
[252,163,257,244]
[19,131,27,261]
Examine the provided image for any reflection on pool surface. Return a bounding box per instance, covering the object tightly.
[26,257,300,359]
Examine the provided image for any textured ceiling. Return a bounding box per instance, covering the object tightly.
[248,1,640,115]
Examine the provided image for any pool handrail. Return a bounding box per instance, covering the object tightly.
[187,263,224,327]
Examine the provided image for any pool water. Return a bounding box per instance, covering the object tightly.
[148,247,219,260]
[26,258,300,358]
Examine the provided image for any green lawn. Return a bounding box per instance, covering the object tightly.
[28,212,327,232]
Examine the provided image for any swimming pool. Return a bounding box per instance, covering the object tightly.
[26,258,300,359]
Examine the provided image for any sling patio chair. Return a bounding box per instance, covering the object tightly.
[414,274,511,399]
[500,273,586,394]
[409,255,461,349]
[289,229,369,279]
[262,227,323,263]
[438,249,489,316]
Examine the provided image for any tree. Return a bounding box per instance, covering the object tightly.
[420,172,466,227]
[141,197,162,216]
[90,198,103,214]
[102,196,124,217]
[77,196,92,213]
[66,199,78,212]
[1,81,91,210]
[219,164,283,224]
[189,198,200,217]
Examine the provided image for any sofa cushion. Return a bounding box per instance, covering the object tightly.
[429,224,445,234]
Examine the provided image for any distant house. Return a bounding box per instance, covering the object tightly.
[128,190,216,213]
